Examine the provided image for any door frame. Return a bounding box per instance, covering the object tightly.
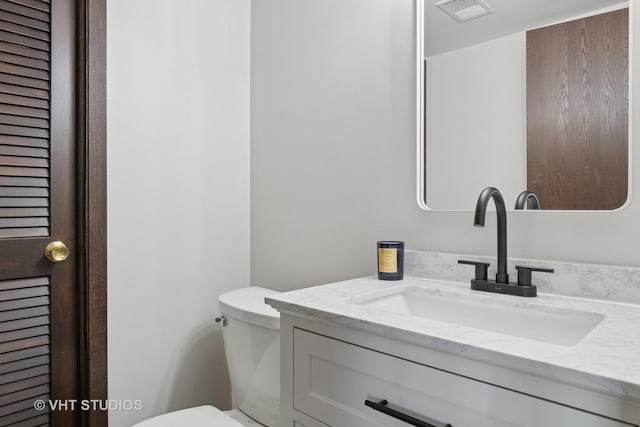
[77,0,107,425]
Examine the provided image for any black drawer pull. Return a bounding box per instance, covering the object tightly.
[364,398,452,427]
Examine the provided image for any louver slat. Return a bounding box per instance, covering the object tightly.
[0,73,48,90]
[0,198,48,207]
[0,93,48,109]
[0,166,48,177]
[0,10,48,32]
[0,382,47,406]
[0,20,48,41]
[0,354,48,375]
[0,227,47,237]
[0,144,47,156]
[0,124,47,138]
[0,188,47,197]
[0,62,48,80]
[0,30,47,51]
[0,2,48,24]
[0,207,47,216]
[0,136,47,149]
[0,405,48,426]
[0,40,47,61]
[7,0,49,14]
[0,51,47,70]
[0,392,48,418]
[0,155,47,167]
[0,114,47,128]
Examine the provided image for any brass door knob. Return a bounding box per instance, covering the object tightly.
[44,241,70,263]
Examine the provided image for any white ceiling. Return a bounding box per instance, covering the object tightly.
[425,0,629,56]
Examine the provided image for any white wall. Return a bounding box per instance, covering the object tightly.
[251,0,416,290]
[107,1,250,426]
[251,0,640,292]
[425,33,526,210]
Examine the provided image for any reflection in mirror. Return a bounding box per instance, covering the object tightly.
[421,0,630,211]
[515,191,541,210]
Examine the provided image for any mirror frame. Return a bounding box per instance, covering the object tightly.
[416,0,635,213]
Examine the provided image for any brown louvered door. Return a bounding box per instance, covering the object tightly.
[0,0,78,426]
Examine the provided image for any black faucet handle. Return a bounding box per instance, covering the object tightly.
[458,260,490,281]
[515,265,554,287]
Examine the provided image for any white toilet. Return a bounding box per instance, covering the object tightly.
[134,287,281,427]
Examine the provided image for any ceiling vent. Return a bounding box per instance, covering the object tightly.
[435,0,494,23]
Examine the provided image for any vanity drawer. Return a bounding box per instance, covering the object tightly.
[293,328,632,427]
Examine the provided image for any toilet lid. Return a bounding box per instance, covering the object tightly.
[133,406,244,427]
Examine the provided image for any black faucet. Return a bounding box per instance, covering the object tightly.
[474,187,509,284]
[514,191,541,210]
[458,187,554,297]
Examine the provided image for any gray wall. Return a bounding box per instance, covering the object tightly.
[107,0,250,425]
[251,0,640,292]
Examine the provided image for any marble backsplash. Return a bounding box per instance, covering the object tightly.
[405,250,640,305]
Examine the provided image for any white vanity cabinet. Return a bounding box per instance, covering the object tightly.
[279,313,640,427]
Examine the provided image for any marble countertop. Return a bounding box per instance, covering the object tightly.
[266,276,640,401]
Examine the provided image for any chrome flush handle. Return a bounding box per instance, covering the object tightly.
[214,316,227,327]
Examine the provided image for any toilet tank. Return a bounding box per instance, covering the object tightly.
[218,287,280,427]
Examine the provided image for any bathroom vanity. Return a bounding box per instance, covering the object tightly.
[267,275,640,427]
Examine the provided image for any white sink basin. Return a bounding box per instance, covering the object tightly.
[351,286,605,346]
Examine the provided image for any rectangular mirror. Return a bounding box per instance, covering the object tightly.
[418,0,631,211]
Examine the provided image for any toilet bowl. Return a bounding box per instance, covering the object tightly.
[133,287,281,427]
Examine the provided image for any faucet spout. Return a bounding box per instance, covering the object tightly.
[514,191,541,210]
[474,187,509,284]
